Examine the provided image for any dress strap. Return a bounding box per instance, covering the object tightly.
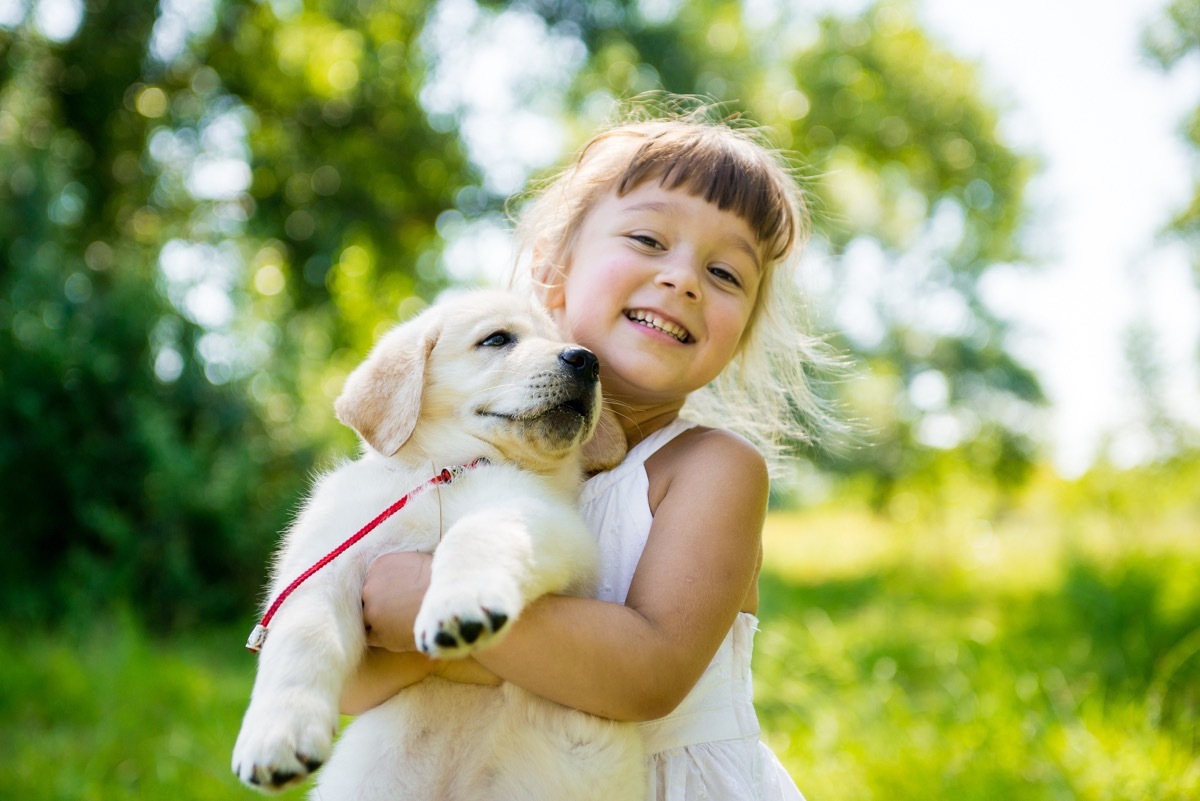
[624,417,699,465]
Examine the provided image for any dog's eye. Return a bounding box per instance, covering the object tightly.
[478,331,514,348]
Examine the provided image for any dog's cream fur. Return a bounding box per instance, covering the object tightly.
[232,290,642,800]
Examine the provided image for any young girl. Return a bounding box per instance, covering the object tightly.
[344,105,832,800]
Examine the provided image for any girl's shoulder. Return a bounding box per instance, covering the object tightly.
[645,424,768,516]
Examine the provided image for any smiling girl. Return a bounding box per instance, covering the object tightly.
[351,104,833,800]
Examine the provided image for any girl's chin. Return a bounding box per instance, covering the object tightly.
[600,374,692,408]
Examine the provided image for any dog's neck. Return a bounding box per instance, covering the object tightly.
[369,438,585,496]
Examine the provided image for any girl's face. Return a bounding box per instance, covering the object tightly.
[543,182,764,411]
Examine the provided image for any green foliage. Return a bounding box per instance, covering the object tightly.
[202,0,468,332]
[1131,0,1200,464]
[1146,0,1200,266]
[1147,0,1200,291]
[2,7,1195,796]
[1146,0,1200,65]
[3,460,1197,799]
[785,9,1026,258]
[0,251,301,626]
[771,6,1040,493]
[0,613,254,800]
[0,3,309,627]
[538,0,1042,492]
[1,5,1195,792]
[757,457,1200,799]
[0,0,1053,628]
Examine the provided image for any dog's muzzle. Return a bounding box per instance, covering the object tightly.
[559,347,600,383]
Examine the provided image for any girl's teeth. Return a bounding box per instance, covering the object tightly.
[627,311,689,342]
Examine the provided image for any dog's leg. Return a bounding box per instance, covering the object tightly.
[232,575,364,793]
[414,493,595,659]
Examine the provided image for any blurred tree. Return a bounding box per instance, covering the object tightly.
[461,0,1042,501]
[1140,0,1200,458]
[199,0,472,437]
[164,0,1047,499]
[766,6,1039,500]
[0,2,306,627]
[0,0,1048,626]
[139,0,475,451]
[1146,0,1200,261]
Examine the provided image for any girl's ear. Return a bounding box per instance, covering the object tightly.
[538,273,565,311]
[531,247,566,311]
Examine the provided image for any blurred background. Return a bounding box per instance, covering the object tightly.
[1,0,1197,798]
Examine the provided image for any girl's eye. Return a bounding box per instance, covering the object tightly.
[709,266,742,287]
[478,331,514,348]
[630,234,663,250]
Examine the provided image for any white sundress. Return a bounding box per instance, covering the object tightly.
[579,417,806,801]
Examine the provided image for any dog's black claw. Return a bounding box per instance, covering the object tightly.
[434,630,458,648]
[270,768,299,787]
[486,609,508,633]
[301,754,324,773]
[459,619,483,643]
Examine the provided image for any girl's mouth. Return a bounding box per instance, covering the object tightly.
[625,310,691,343]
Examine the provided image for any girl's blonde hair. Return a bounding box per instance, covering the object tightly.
[509,99,840,472]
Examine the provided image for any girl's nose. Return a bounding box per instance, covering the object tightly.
[655,256,701,300]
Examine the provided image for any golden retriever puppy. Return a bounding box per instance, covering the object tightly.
[232,290,642,800]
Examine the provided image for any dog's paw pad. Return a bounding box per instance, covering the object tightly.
[235,751,323,793]
[458,619,484,644]
[232,700,334,793]
[416,604,511,658]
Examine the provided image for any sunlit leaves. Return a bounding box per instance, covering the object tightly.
[0,0,1089,624]
[274,14,364,99]
[1145,0,1200,67]
[0,0,309,627]
[785,6,1024,260]
[1146,0,1200,258]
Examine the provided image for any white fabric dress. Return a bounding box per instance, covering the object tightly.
[579,417,806,801]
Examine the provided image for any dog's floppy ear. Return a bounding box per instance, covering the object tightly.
[581,401,627,473]
[335,316,440,457]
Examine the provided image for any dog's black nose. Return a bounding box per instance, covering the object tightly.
[560,348,600,381]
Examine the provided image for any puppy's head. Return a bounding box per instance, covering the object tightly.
[335,290,610,474]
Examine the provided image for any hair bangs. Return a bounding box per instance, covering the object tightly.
[613,131,798,264]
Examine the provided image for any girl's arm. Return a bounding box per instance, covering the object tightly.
[342,550,437,714]
[341,650,502,715]
[361,428,767,722]
[342,551,506,715]
[340,650,433,715]
[479,429,766,721]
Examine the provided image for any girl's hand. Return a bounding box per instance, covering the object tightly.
[345,551,500,714]
[362,551,433,652]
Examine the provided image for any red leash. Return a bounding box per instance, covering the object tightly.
[245,458,489,652]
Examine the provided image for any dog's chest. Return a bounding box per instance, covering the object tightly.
[297,464,479,561]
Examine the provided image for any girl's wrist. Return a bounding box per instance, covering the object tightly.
[369,621,419,653]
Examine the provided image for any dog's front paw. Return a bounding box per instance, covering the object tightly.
[232,693,337,793]
[415,581,520,658]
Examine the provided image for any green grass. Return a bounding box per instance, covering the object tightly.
[2,462,1197,800]
[0,614,256,800]
[756,463,1200,800]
